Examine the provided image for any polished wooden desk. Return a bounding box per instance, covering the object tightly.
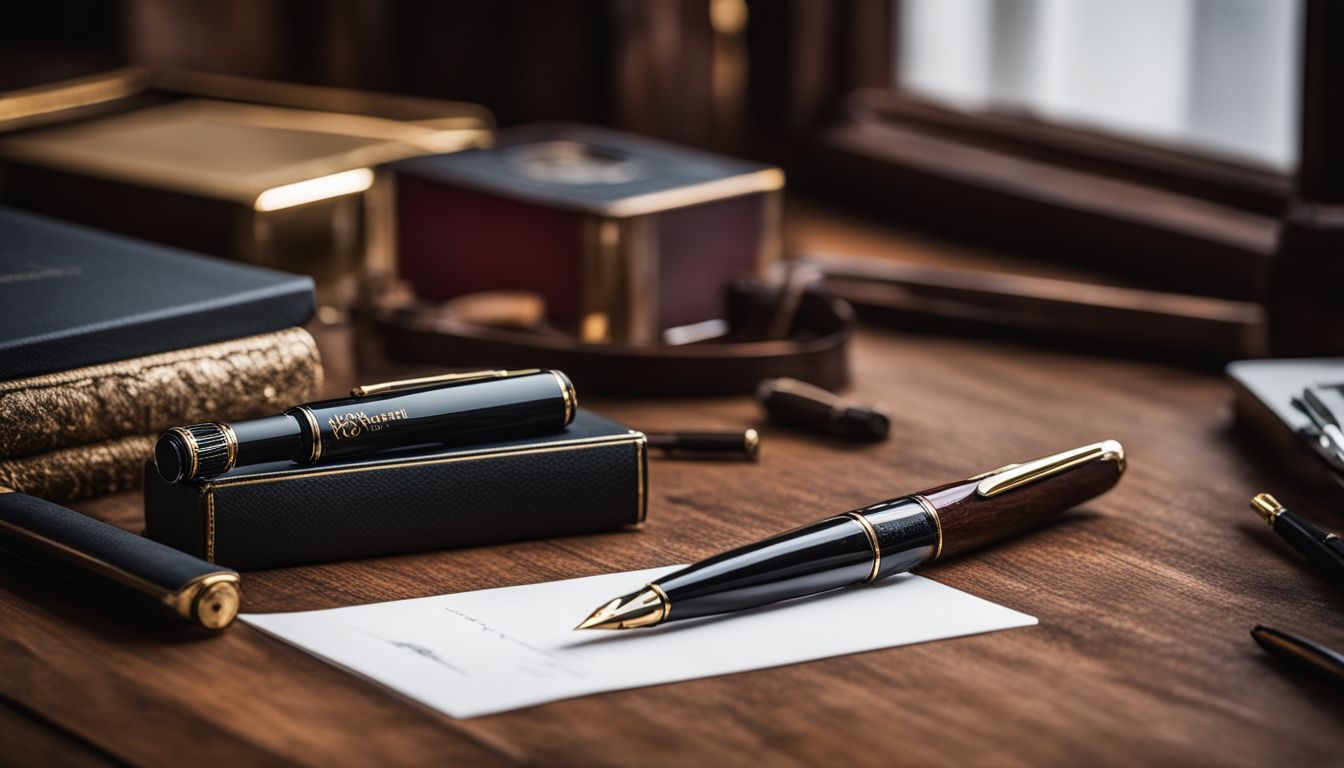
[4,326,1342,766]
[4,205,1343,764]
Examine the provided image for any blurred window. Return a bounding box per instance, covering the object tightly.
[896,0,1303,171]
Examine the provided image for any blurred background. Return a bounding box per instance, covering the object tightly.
[1,0,1339,366]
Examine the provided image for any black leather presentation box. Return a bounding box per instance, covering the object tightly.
[0,207,315,379]
[143,410,647,570]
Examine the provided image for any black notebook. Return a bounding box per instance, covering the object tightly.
[0,207,314,379]
[143,410,648,570]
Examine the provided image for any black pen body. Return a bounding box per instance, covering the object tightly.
[0,488,241,628]
[156,370,576,482]
[295,370,574,465]
[658,497,938,621]
[579,441,1124,630]
[1273,513,1344,587]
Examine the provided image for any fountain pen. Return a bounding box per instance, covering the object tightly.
[155,368,575,482]
[578,440,1125,629]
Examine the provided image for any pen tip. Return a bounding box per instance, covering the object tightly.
[573,587,668,630]
[574,617,605,631]
[574,603,616,630]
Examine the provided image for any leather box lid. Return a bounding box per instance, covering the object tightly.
[392,122,783,218]
[0,207,315,379]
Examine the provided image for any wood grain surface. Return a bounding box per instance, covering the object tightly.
[2,324,1343,766]
[928,456,1123,559]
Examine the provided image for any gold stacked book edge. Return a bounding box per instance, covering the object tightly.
[0,329,323,500]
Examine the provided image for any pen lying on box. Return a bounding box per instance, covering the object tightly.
[155,368,577,482]
[0,487,240,629]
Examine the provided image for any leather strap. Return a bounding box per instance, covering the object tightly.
[363,280,855,396]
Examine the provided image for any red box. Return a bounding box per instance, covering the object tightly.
[392,123,783,344]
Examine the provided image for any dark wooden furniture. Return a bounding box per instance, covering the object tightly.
[747,0,1286,298]
[751,0,1344,357]
[3,211,1343,765]
[10,0,1340,360]
[1267,0,1344,355]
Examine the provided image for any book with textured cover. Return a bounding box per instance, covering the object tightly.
[0,328,323,459]
[0,434,156,501]
[0,207,315,379]
[144,410,647,570]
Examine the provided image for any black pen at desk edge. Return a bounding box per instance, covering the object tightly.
[1249,493,1344,587]
[1252,626,1344,685]
[0,486,241,629]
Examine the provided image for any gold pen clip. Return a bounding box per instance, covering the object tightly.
[351,369,540,397]
[975,440,1125,497]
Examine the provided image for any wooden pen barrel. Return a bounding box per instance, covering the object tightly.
[922,446,1125,559]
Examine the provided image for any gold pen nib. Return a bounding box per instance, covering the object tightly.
[1251,492,1285,526]
[575,586,669,630]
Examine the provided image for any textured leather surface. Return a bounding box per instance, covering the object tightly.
[144,410,644,569]
[141,463,208,561]
[0,491,227,591]
[0,328,322,458]
[0,435,155,501]
[0,207,315,379]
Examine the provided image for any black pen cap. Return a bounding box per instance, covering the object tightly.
[156,414,302,483]
[155,424,233,483]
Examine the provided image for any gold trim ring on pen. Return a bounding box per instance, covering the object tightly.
[170,426,200,482]
[215,422,238,473]
[844,512,882,583]
[297,406,322,463]
[648,583,672,624]
[551,370,576,426]
[913,495,943,560]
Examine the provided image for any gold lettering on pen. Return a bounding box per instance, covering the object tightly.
[327,408,409,440]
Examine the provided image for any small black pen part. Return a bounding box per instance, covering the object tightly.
[1251,625,1344,685]
[644,430,760,460]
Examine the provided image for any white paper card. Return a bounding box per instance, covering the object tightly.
[242,566,1036,718]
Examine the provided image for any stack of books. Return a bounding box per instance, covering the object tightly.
[0,209,321,501]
